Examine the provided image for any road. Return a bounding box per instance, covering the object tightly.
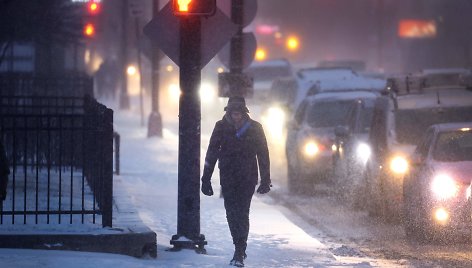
[267,178,472,268]
[259,114,472,268]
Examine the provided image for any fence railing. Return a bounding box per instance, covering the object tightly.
[0,95,113,227]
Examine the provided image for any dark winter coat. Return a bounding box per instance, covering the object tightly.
[202,114,270,188]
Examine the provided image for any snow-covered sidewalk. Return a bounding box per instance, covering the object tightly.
[0,102,401,267]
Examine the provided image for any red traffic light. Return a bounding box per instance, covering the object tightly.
[87,1,101,15]
[172,0,216,16]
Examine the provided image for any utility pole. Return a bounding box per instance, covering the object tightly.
[229,0,244,97]
[148,0,163,137]
[120,0,130,110]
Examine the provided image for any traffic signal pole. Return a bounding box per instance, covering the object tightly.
[229,0,244,96]
[170,15,207,253]
[120,0,130,110]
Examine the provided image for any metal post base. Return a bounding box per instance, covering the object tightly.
[169,234,207,254]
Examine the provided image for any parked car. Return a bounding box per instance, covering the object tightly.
[363,73,472,221]
[285,91,380,193]
[403,123,472,241]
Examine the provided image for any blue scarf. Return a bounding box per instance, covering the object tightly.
[236,121,251,139]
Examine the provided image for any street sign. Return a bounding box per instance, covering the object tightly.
[143,3,238,68]
[217,32,257,69]
[217,0,257,28]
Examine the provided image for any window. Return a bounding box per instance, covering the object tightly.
[304,100,356,128]
[433,130,472,162]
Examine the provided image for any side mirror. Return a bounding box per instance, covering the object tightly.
[334,125,349,138]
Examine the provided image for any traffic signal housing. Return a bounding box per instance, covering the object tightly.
[172,0,216,16]
[87,1,101,15]
[83,1,101,38]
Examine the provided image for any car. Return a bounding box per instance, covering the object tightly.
[245,58,294,103]
[285,90,380,193]
[403,123,472,241]
[332,96,378,203]
[363,72,472,221]
[262,68,385,143]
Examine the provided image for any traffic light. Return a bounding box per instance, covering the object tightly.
[172,0,216,16]
[83,1,101,38]
[87,1,101,15]
[83,23,96,37]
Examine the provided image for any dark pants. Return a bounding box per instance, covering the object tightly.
[222,183,255,251]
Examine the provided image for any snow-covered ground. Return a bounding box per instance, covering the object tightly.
[0,96,404,267]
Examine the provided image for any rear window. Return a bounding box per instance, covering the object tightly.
[304,100,356,128]
[433,130,472,162]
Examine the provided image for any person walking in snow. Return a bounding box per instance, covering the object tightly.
[0,139,9,202]
[201,96,272,267]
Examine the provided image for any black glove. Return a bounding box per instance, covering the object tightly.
[201,180,214,196]
[256,183,271,194]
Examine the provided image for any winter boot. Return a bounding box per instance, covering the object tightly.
[229,244,246,267]
[229,254,244,267]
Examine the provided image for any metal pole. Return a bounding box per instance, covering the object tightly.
[170,15,206,252]
[229,0,244,96]
[135,17,145,126]
[148,0,163,137]
[119,0,130,109]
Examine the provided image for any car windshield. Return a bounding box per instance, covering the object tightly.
[395,107,472,145]
[304,100,355,128]
[433,130,472,162]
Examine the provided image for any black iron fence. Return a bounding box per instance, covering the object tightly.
[0,95,113,227]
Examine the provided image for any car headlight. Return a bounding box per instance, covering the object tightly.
[389,156,408,174]
[263,106,286,139]
[199,82,216,103]
[168,83,181,103]
[434,207,449,223]
[356,143,371,163]
[266,106,286,124]
[303,141,319,157]
[431,174,458,200]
